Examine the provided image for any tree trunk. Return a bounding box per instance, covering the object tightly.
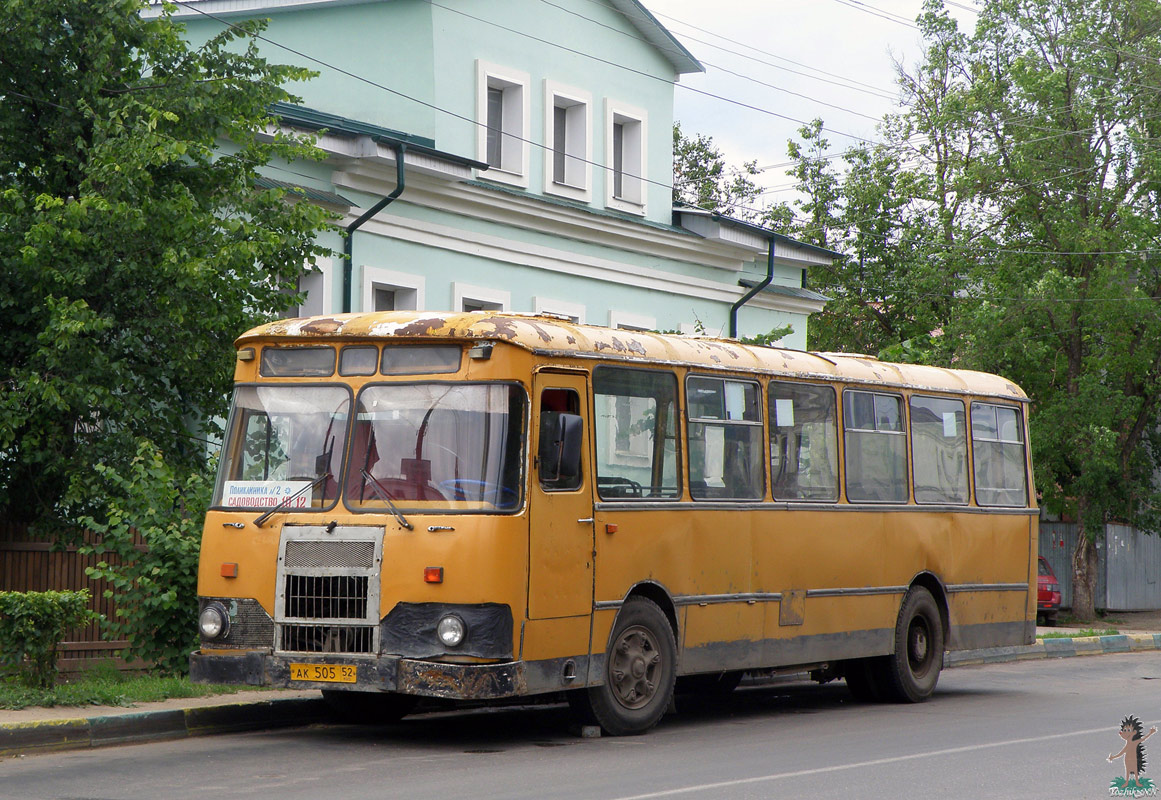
[1071,518,1100,622]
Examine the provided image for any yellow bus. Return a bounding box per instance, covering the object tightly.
[191,311,1037,735]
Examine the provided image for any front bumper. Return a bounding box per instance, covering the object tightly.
[190,650,527,700]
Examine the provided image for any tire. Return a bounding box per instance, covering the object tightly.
[1040,612,1057,627]
[843,658,885,702]
[322,689,419,724]
[575,597,677,736]
[880,586,944,703]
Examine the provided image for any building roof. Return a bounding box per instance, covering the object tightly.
[156,0,703,75]
[238,311,1028,400]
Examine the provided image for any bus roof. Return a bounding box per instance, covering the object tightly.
[239,311,1028,401]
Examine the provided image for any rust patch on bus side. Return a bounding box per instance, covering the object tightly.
[396,660,526,700]
[525,322,555,344]
[484,318,521,340]
[299,318,345,335]
[392,318,451,337]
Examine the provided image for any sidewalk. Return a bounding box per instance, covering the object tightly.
[4,612,1160,758]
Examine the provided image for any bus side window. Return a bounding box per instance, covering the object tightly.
[539,389,582,491]
[971,402,1028,506]
[769,382,839,502]
[592,367,681,500]
[686,376,764,500]
[843,390,908,503]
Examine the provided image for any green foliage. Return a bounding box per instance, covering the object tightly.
[777,0,1161,619]
[0,0,335,530]
[0,590,96,689]
[739,325,795,347]
[0,661,240,710]
[78,441,210,676]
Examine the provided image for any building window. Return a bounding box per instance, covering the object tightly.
[608,310,655,331]
[361,267,424,313]
[291,257,333,318]
[477,61,529,187]
[605,102,646,213]
[544,82,591,201]
[454,282,510,313]
[533,297,585,323]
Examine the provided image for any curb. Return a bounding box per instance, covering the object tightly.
[3,634,1158,757]
[946,632,1161,667]
[0,697,328,758]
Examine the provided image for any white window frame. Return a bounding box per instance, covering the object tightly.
[543,81,592,202]
[608,310,655,331]
[604,100,647,214]
[533,296,586,323]
[296,256,334,317]
[454,282,511,312]
[476,60,530,188]
[361,266,425,312]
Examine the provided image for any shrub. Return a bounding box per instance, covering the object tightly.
[78,440,210,676]
[0,590,96,688]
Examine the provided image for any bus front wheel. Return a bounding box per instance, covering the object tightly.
[881,586,944,703]
[575,597,676,736]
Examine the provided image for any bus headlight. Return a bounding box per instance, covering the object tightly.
[199,603,230,640]
[436,614,466,647]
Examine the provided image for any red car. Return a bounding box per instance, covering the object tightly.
[1038,556,1062,626]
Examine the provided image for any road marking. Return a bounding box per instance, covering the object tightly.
[611,723,1140,799]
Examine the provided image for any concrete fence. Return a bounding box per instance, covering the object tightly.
[1040,522,1161,612]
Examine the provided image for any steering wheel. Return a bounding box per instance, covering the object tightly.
[437,479,518,507]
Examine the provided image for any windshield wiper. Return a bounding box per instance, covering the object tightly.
[360,470,414,530]
[253,473,330,528]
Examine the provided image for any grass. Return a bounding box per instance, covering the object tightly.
[1038,627,1120,639]
[0,661,246,711]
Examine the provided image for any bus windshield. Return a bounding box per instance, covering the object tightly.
[213,385,350,510]
[345,383,526,512]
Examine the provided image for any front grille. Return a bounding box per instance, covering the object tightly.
[284,575,369,620]
[284,540,375,569]
[276,527,382,656]
[280,623,376,654]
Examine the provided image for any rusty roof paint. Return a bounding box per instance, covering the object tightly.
[238,311,1028,401]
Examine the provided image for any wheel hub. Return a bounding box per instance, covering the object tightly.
[609,626,661,710]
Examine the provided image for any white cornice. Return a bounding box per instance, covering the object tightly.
[343,205,818,316]
[331,169,776,273]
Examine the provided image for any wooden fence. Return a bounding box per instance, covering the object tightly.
[0,520,136,674]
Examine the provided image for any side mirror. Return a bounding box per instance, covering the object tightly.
[556,413,583,479]
[540,413,583,483]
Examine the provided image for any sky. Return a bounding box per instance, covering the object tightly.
[641,0,979,203]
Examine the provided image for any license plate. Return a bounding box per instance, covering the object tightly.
[289,663,357,684]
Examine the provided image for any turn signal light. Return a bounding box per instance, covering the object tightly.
[424,567,444,584]
[220,563,239,578]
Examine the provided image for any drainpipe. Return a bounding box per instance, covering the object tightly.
[729,237,775,338]
[343,142,406,313]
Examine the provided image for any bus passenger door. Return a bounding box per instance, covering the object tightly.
[528,370,595,621]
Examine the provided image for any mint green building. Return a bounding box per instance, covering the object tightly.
[161,0,832,345]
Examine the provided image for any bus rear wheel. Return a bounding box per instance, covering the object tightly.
[881,586,944,703]
[322,689,419,724]
[574,597,676,736]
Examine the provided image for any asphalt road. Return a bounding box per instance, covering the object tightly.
[4,654,1160,800]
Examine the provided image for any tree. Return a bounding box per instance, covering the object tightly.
[797,0,1161,620]
[0,0,335,530]
[672,122,779,225]
[933,0,1161,620]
